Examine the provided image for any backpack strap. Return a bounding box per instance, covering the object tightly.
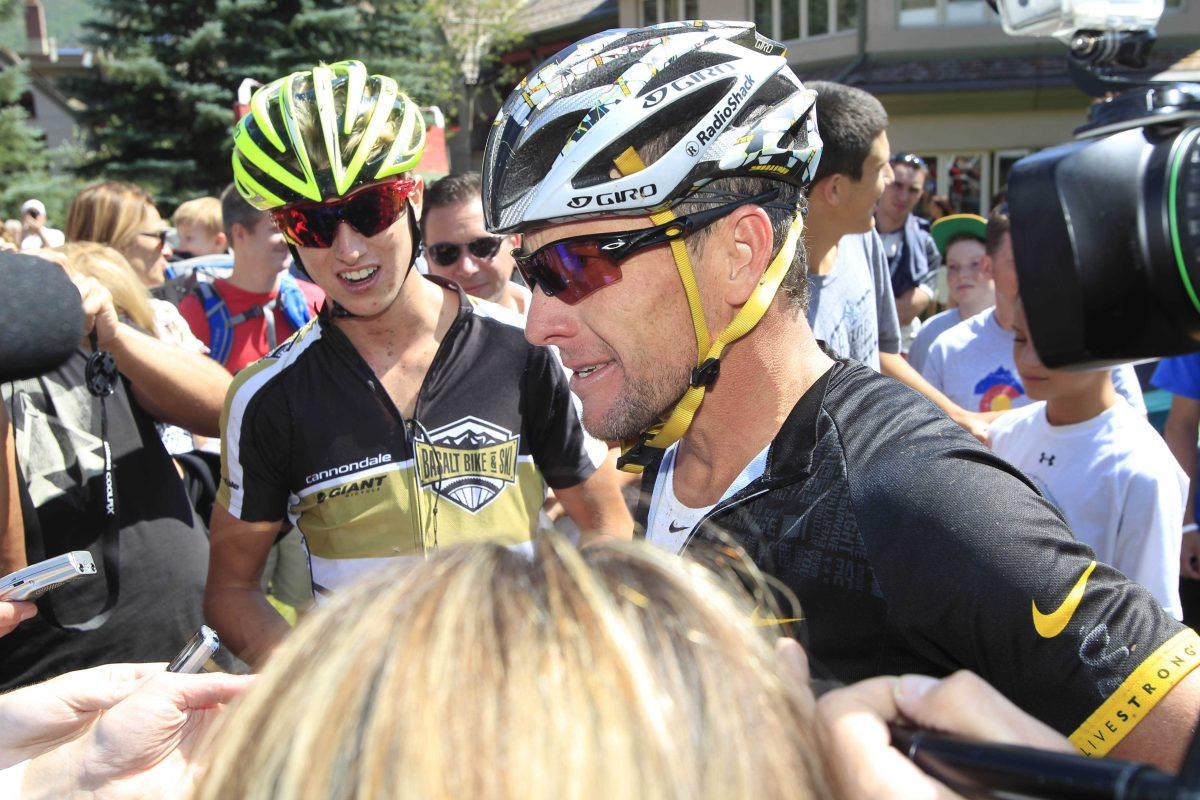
[277,273,313,332]
[193,282,249,366]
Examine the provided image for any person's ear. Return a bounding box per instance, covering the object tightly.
[509,232,521,250]
[723,205,775,308]
[231,222,250,248]
[214,231,228,250]
[816,174,846,209]
[980,253,993,279]
[408,178,425,220]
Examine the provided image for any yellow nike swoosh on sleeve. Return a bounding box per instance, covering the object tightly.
[1032,560,1097,639]
[750,606,805,627]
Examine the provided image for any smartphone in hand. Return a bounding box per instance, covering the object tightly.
[0,552,97,601]
[167,625,220,674]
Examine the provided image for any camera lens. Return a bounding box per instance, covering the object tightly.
[1168,127,1200,313]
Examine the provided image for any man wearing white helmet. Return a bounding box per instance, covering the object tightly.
[482,21,1200,768]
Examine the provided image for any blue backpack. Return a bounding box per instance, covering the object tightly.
[193,273,313,365]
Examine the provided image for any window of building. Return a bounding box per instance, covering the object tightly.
[898,0,991,27]
[640,0,702,24]
[756,0,859,41]
[994,149,1030,202]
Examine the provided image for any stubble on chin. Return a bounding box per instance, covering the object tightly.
[583,363,691,443]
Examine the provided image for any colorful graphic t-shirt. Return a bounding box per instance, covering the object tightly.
[217,281,601,596]
[921,308,1145,414]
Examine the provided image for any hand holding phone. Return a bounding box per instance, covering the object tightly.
[167,625,220,674]
[0,552,97,602]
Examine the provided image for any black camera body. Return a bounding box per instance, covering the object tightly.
[1007,29,1200,369]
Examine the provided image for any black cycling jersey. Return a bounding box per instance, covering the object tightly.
[218,279,600,594]
[636,358,1198,756]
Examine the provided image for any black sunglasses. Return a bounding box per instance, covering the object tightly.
[511,188,781,305]
[140,229,169,247]
[891,153,929,172]
[426,236,505,267]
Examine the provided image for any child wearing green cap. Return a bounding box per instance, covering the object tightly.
[907,214,992,373]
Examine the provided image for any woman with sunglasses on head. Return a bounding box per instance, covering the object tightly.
[207,60,633,669]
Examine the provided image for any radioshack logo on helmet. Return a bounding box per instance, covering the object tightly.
[641,62,737,109]
[696,75,756,145]
[568,183,658,210]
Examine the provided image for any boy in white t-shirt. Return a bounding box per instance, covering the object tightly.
[989,302,1188,618]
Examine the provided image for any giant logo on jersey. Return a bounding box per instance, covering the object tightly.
[973,366,1025,412]
[413,417,520,513]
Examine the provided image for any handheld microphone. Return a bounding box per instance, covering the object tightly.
[0,252,84,382]
[890,725,1193,800]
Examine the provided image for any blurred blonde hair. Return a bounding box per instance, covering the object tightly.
[65,181,156,257]
[56,242,156,333]
[2,219,20,246]
[173,196,222,235]
[194,535,832,800]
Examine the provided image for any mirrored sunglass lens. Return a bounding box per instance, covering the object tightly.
[290,207,339,247]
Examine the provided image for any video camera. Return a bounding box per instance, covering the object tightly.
[1000,0,1200,369]
[895,7,1200,797]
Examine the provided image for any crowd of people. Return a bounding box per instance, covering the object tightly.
[0,18,1197,799]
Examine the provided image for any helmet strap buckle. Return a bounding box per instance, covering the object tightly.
[690,357,721,389]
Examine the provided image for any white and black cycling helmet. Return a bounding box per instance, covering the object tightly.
[482,20,821,233]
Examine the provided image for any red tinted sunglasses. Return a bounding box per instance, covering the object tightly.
[512,189,780,305]
[270,178,417,248]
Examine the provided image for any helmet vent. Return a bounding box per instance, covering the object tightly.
[573,79,732,189]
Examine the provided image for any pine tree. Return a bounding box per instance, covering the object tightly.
[67,0,453,210]
[0,64,83,221]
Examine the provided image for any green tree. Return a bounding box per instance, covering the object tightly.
[67,0,451,211]
[0,64,84,222]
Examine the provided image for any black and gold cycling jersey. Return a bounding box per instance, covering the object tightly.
[217,280,601,594]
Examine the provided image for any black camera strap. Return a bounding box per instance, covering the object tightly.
[24,332,121,631]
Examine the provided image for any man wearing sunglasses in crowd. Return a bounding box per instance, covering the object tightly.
[422,172,530,316]
[483,21,1200,770]
[874,152,941,339]
[205,60,632,668]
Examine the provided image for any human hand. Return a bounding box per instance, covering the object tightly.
[0,663,159,768]
[71,274,121,348]
[816,670,1070,800]
[951,409,992,446]
[0,600,36,638]
[1181,529,1200,580]
[20,670,254,800]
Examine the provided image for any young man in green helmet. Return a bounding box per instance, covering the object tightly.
[205,61,631,667]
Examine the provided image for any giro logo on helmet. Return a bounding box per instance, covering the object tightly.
[569,183,659,210]
[641,63,738,109]
[695,75,756,145]
[597,183,657,207]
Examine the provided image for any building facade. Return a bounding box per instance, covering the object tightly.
[618,0,1200,213]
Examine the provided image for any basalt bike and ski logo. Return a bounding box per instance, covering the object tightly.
[413,417,521,513]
